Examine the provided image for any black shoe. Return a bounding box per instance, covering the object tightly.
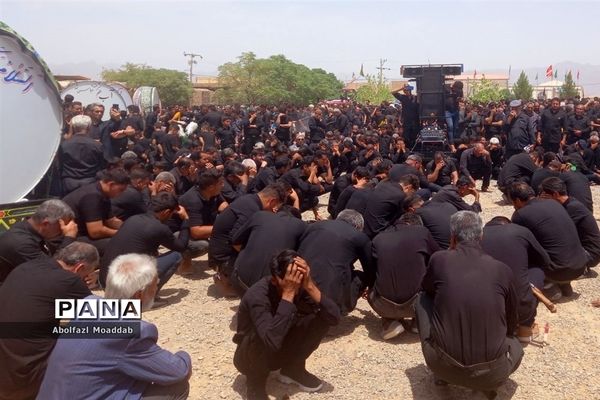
[558,282,574,297]
[542,283,562,302]
[246,381,268,400]
[278,367,323,392]
[483,390,498,399]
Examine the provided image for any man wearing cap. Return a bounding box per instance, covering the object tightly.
[392,85,420,148]
[504,100,536,160]
[488,137,504,179]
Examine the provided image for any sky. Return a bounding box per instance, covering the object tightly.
[1,0,599,81]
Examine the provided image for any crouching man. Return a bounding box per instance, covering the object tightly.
[233,250,340,400]
[415,211,523,400]
[37,254,192,399]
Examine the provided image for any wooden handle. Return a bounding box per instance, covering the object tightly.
[531,284,557,313]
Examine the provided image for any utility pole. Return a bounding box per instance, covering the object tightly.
[183,52,203,82]
[376,58,391,84]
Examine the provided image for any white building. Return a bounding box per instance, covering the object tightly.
[532,80,584,100]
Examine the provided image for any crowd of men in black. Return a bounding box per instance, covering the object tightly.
[1,87,600,400]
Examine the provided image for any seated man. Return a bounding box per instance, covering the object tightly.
[177,169,228,274]
[233,250,340,400]
[332,166,371,218]
[481,216,551,343]
[539,177,600,272]
[232,206,306,292]
[508,182,588,298]
[100,192,190,298]
[111,167,151,221]
[222,161,249,204]
[0,199,77,284]
[170,156,197,196]
[62,168,130,255]
[416,200,457,249]
[416,211,523,399]
[38,253,192,400]
[560,156,594,212]
[389,154,438,200]
[0,242,97,399]
[298,210,373,314]
[370,212,439,340]
[209,183,289,296]
[459,142,493,192]
[431,176,482,212]
[425,151,458,188]
[497,150,541,195]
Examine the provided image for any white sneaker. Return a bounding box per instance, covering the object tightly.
[381,319,404,340]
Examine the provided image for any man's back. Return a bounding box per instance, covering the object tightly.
[63,182,110,237]
[498,153,536,188]
[416,201,457,249]
[60,135,105,179]
[423,243,517,365]
[363,181,405,238]
[560,171,593,212]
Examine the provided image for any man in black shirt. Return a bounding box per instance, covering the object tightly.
[537,98,566,153]
[100,193,190,295]
[332,167,371,218]
[425,151,458,187]
[144,105,160,138]
[481,216,551,342]
[0,200,78,284]
[209,183,289,296]
[0,242,97,400]
[459,143,492,191]
[497,150,540,194]
[565,104,591,145]
[416,200,457,249]
[169,157,196,196]
[217,116,236,150]
[158,124,182,167]
[392,85,420,148]
[248,155,291,193]
[60,114,106,195]
[504,100,535,160]
[62,168,130,255]
[232,206,305,291]
[178,169,227,274]
[508,182,588,297]
[298,210,373,314]
[369,213,439,340]
[539,178,600,272]
[111,168,151,221]
[431,176,481,212]
[222,161,249,204]
[531,158,560,195]
[416,211,522,399]
[389,154,435,199]
[233,251,340,400]
[560,158,593,212]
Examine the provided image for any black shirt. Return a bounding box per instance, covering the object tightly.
[209,194,262,265]
[297,220,373,314]
[111,186,148,221]
[0,220,74,283]
[422,242,518,366]
[235,277,340,353]
[169,167,195,196]
[0,258,91,399]
[344,187,372,216]
[389,163,429,189]
[459,148,492,178]
[505,111,535,152]
[416,201,456,249]
[425,159,457,186]
[372,224,439,303]
[232,212,305,287]
[327,174,353,218]
[560,171,593,212]
[530,168,559,195]
[216,127,235,150]
[158,133,181,165]
[431,185,481,212]
[566,114,591,144]
[481,222,551,326]
[178,187,225,228]
[363,180,406,238]
[563,197,600,265]
[512,198,588,276]
[498,153,537,188]
[60,134,105,179]
[539,108,567,143]
[62,182,112,238]
[221,179,246,204]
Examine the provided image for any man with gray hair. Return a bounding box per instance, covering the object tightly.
[0,199,78,284]
[297,209,373,314]
[0,241,97,399]
[60,113,106,195]
[416,211,522,399]
[38,253,192,400]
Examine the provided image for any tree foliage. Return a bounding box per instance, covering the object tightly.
[215,52,342,105]
[560,71,579,99]
[102,63,193,106]
[512,71,533,101]
[468,78,506,104]
[354,74,393,104]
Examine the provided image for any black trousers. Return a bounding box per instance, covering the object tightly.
[414,293,523,392]
[233,314,328,386]
[468,165,492,189]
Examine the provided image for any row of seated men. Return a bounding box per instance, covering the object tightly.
[0,149,598,399]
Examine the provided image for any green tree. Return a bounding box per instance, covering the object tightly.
[560,71,579,99]
[102,63,192,106]
[512,71,533,100]
[215,52,342,105]
[354,74,393,104]
[468,78,505,104]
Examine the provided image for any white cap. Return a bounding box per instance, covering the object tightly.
[490,137,500,145]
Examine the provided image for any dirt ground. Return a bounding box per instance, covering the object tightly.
[144,185,600,400]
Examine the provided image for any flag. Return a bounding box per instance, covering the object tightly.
[535,73,538,81]
[554,70,557,78]
[508,65,511,77]
[577,70,580,80]
[352,72,356,80]
[546,65,553,78]
[359,63,364,77]
[473,69,476,79]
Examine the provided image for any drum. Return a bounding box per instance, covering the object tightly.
[132,86,161,115]
[61,80,130,120]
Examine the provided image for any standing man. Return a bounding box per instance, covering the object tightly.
[393,84,420,148]
[416,211,522,399]
[504,100,535,160]
[537,98,566,153]
[565,104,591,146]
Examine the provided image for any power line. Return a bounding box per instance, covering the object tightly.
[376,58,391,84]
[183,52,203,82]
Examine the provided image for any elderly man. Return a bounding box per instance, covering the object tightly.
[416,211,523,399]
[233,250,340,400]
[504,99,536,160]
[0,242,97,400]
[0,199,78,284]
[459,142,492,191]
[60,114,106,195]
[38,254,192,400]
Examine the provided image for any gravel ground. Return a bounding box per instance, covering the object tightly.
[144,185,600,400]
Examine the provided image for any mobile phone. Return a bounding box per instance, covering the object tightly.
[112,104,119,110]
